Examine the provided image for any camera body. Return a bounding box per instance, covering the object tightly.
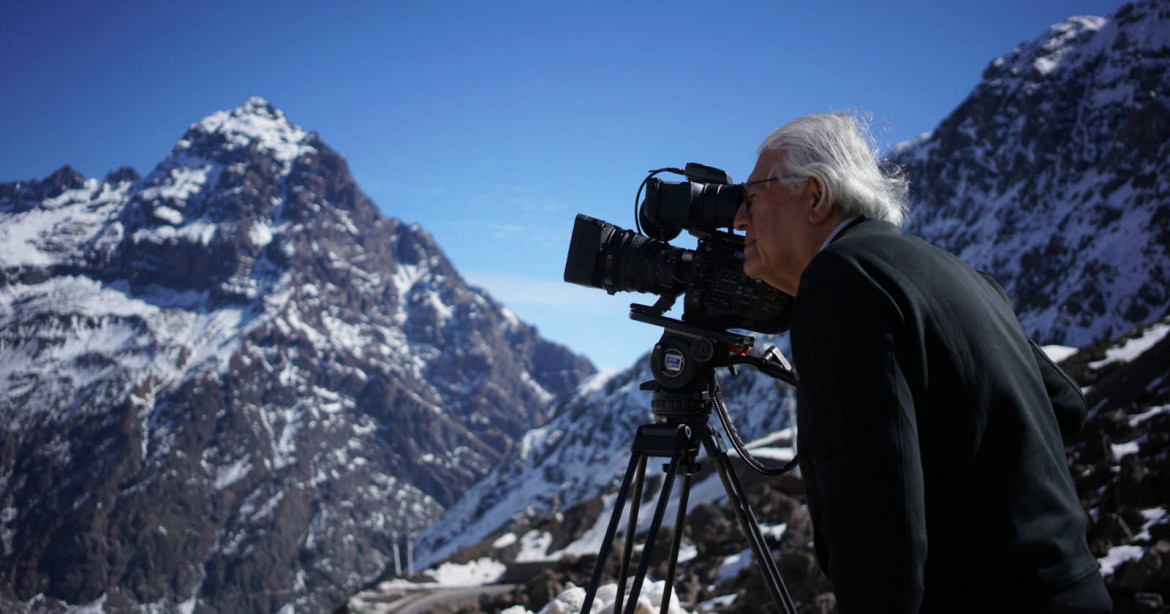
[563,164,791,334]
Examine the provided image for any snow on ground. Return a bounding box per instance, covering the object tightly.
[734,427,797,462]
[1090,320,1170,369]
[1098,507,1167,576]
[1129,405,1169,428]
[354,576,695,614]
[1041,345,1079,363]
[425,558,507,586]
[501,581,691,614]
[1111,440,1141,460]
[1099,545,1145,576]
[709,523,787,585]
[366,557,507,593]
[698,593,738,611]
[514,530,554,563]
[713,549,754,585]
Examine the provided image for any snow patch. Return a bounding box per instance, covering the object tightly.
[0,181,128,266]
[139,165,212,206]
[1099,545,1144,576]
[1111,440,1141,460]
[1091,322,1170,369]
[1041,345,1079,363]
[714,549,754,584]
[492,533,518,549]
[514,530,553,562]
[502,580,690,614]
[424,557,506,586]
[214,456,252,490]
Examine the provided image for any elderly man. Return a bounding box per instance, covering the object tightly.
[733,113,1110,613]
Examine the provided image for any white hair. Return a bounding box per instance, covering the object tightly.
[758,112,909,227]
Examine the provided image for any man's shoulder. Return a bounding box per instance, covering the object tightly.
[797,226,899,306]
[823,218,960,271]
[799,217,974,303]
[802,219,904,280]
[829,218,915,252]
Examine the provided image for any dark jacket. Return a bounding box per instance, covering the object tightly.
[791,219,1109,613]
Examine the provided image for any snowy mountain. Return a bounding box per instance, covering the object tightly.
[385,1,1170,612]
[892,0,1170,347]
[0,98,593,613]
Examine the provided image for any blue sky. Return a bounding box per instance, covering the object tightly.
[1,0,1126,370]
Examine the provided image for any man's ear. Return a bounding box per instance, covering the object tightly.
[806,178,834,224]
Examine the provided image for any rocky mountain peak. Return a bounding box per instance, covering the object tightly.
[103,166,140,186]
[984,15,1107,82]
[0,99,594,613]
[105,97,375,306]
[134,96,313,225]
[171,96,313,168]
[0,165,89,213]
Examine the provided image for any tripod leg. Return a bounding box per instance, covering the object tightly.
[701,429,798,614]
[614,455,647,614]
[582,450,645,614]
[659,469,693,614]
[623,449,682,614]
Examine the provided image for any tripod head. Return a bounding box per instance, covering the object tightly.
[631,304,746,425]
[631,302,801,479]
[631,303,798,424]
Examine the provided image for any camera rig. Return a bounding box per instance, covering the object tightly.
[562,164,801,614]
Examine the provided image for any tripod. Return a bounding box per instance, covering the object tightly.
[579,314,799,614]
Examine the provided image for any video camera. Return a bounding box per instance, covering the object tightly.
[563,163,791,334]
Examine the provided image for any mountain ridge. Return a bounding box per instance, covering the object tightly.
[0,96,594,613]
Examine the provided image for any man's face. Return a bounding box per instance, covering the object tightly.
[733,149,817,296]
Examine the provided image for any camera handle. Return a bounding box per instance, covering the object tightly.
[578,326,799,614]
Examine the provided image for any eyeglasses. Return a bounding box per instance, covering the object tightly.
[742,176,799,214]
[744,176,779,191]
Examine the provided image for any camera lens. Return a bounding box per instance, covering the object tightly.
[564,212,792,333]
[564,214,689,296]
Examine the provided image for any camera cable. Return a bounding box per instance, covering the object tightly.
[712,351,800,477]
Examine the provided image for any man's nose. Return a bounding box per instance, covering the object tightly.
[733,202,750,230]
